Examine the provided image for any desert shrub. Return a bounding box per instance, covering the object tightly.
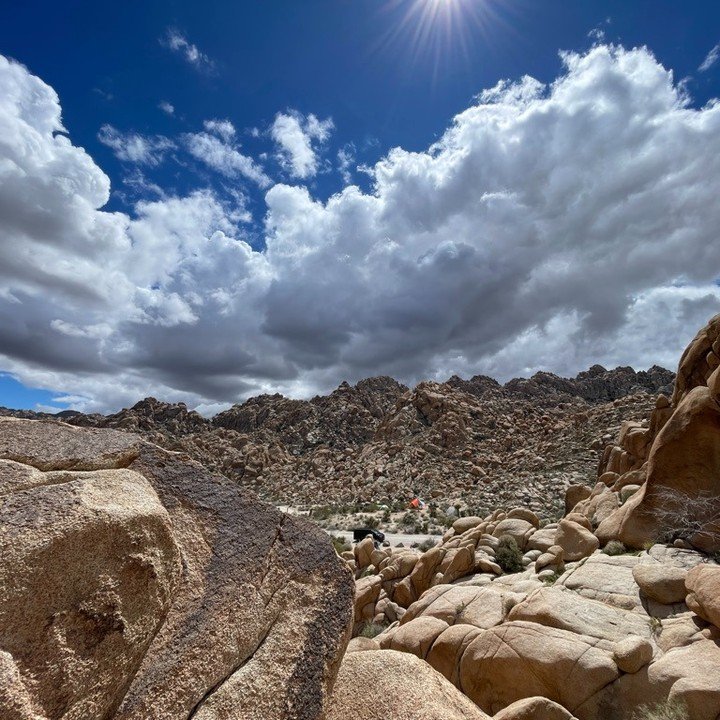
[632,699,688,720]
[651,487,720,548]
[330,535,350,554]
[311,505,334,521]
[495,535,524,574]
[541,572,560,586]
[417,537,437,552]
[603,540,627,556]
[359,514,379,529]
[359,621,386,639]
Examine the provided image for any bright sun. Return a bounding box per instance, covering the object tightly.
[377,0,502,78]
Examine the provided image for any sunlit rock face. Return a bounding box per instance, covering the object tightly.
[0,417,354,720]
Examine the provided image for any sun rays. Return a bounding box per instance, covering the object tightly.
[374,0,509,83]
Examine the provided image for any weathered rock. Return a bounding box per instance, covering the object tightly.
[632,564,688,605]
[327,649,490,720]
[554,520,599,562]
[459,621,618,715]
[0,418,354,720]
[492,697,578,720]
[612,636,653,673]
[685,564,720,628]
[492,519,536,549]
[601,384,720,552]
[558,554,642,610]
[389,617,449,659]
[507,586,650,642]
[0,467,181,720]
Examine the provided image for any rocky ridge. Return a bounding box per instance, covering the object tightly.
[1,366,673,517]
[1,317,720,720]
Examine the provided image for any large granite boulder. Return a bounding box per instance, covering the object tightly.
[0,418,353,720]
[327,649,490,720]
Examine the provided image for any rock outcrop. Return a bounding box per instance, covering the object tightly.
[1,364,673,516]
[0,418,354,720]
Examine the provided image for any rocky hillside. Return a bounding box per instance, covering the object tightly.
[2,318,720,720]
[0,366,673,517]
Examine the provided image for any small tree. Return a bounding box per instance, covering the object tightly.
[648,487,720,549]
[495,535,524,573]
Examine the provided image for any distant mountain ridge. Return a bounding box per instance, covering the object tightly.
[0,364,674,515]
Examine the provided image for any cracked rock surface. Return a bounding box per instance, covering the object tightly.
[0,417,354,720]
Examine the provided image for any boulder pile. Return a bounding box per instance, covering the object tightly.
[1,366,673,516]
[337,314,720,720]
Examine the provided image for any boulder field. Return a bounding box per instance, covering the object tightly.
[2,314,720,719]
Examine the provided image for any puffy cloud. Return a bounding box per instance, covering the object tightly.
[161,29,214,70]
[158,101,175,116]
[98,124,175,165]
[699,43,720,72]
[337,143,356,184]
[185,121,271,186]
[271,110,334,179]
[3,46,720,414]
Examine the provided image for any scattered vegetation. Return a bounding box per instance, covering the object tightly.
[632,699,688,720]
[495,535,524,574]
[358,621,387,639]
[602,540,628,556]
[541,572,560,586]
[417,537,438,552]
[647,616,662,637]
[330,535,350,554]
[653,487,720,548]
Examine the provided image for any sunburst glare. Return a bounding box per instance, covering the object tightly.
[374,0,510,82]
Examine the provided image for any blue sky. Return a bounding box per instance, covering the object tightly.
[1,1,720,413]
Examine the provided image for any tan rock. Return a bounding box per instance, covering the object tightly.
[388,616,449,659]
[526,527,557,553]
[559,554,642,610]
[0,417,141,471]
[507,586,651,642]
[0,467,181,720]
[0,418,354,720]
[685,564,720,628]
[564,512,591,530]
[612,636,653,673]
[595,638,720,720]
[453,516,484,534]
[610,385,720,552]
[327,649,490,720]
[632,563,688,605]
[492,697,578,720]
[426,623,483,684]
[459,621,618,715]
[565,485,592,515]
[506,508,540,528]
[492,518,536,550]
[346,637,381,653]
[554,519,599,561]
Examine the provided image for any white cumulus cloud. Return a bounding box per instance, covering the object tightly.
[2,46,720,414]
[98,124,175,165]
[271,110,334,179]
[185,120,271,187]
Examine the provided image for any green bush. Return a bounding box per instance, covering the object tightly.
[602,540,627,556]
[417,537,437,552]
[359,621,386,639]
[632,699,688,720]
[330,535,350,554]
[495,535,524,574]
